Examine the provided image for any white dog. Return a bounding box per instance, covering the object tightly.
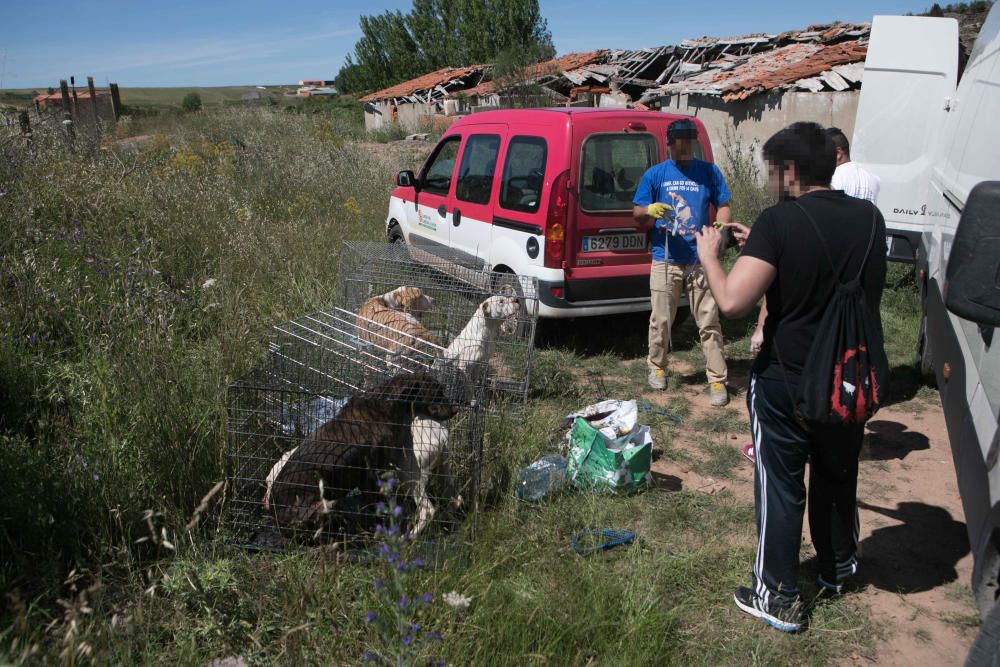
[405,295,521,534]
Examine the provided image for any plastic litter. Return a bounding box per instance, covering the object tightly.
[516,455,568,502]
[570,528,636,554]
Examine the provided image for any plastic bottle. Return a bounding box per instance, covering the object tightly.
[516,455,568,502]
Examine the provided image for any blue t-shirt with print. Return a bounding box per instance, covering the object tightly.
[632,159,731,264]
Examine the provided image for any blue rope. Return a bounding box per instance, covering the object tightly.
[570,528,636,554]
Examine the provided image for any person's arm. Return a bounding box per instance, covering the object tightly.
[715,203,732,224]
[695,225,775,318]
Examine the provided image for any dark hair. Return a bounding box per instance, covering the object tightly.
[825,127,850,157]
[762,122,836,187]
[667,118,698,142]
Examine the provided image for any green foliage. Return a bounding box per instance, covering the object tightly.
[719,128,774,226]
[337,0,555,94]
[181,91,202,112]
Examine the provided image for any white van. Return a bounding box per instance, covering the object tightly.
[854,6,1000,659]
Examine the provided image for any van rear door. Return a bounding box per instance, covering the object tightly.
[565,120,661,302]
[851,15,958,262]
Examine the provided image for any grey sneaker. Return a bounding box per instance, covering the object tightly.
[709,382,729,407]
[733,586,803,632]
[647,368,667,390]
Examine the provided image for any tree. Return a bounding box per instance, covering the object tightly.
[181,92,202,112]
[336,0,555,95]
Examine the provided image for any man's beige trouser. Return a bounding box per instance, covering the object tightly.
[648,261,727,384]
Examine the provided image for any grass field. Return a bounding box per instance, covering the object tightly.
[0,108,922,665]
[0,85,302,111]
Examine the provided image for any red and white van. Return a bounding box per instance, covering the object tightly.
[385,108,715,318]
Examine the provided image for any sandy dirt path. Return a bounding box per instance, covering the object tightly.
[644,361,979,665]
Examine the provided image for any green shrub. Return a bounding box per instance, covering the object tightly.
[181,91,202,112]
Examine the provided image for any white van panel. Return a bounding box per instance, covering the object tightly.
[852,16,958,236]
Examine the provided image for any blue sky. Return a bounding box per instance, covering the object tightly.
[1,0,929,88]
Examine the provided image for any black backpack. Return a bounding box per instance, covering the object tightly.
[776,201,888,426]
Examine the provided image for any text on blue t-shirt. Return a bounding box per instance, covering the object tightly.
[632,159,731,264]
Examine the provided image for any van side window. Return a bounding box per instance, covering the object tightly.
[421,136,462,196]
[580,133,659,212]
[456,134,501,205]
[500,136,547,213]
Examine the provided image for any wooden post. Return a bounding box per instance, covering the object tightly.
[109,83,122,120]
[87,76,100,135]
[59,79,75,141]
[18,110,30,136]
[70,76,79,119]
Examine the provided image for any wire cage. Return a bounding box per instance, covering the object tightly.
[336,241,539,403]
[226,241,539,549]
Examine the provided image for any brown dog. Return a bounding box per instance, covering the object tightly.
[266,372,456,536]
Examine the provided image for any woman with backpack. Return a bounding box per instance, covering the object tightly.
[695,122,888,632]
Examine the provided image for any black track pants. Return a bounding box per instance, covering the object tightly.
[746,373,865,606]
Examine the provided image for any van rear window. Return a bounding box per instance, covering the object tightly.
[580,133,658,212]
[500,136,547,213]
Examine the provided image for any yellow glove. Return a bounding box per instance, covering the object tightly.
[646,202,671,219]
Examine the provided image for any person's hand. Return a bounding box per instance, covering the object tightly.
[750,328,764,354]
[724,222,751,248]
[646,202,671,219]
[695,224,722,262]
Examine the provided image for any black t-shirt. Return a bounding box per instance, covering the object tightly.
[742,190,887,380]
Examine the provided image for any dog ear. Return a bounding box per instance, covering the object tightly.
[383,287,403,310]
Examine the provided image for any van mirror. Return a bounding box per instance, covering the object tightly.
[396,170,416,188]
[945,181,1000,327]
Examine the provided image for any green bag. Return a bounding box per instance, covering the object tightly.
[566,417,652,494]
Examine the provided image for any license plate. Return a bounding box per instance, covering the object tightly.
[581,233,647,252]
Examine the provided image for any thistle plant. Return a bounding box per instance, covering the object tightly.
[361,477,443,666]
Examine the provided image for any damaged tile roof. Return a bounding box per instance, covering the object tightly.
[460,50,608,97]
[651,40,867,101]
[637,22,870,101]
[359,21,870,109]
[360,65,489,103]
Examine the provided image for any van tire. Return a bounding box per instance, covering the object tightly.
[388,223,404,245]
[490,269,532,340]
[965,600,1000,667]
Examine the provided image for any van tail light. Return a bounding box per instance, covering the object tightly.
[544,170,570,268]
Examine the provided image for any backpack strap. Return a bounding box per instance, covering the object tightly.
[793,199,879,285]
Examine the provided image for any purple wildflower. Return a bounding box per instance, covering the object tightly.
[410,623,421,633]
[392,505,403,518]
[378,543,391,556]
[375,502,387,513]
[411,558,425,569]
[420,592,433,604]
[372,578,384,589]
[430,631,442,642]
[398,596,409,608]
[365,610,378,623]
[402,635,413,647]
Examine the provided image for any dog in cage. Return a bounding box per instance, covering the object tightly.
[264,371,457,537]
[356,285,441,356]
[405,295,523,535]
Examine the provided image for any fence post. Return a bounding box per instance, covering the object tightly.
[109,83,122,120]
[59,79,75,141]
[87,76,101,137]
[18,110,31,138]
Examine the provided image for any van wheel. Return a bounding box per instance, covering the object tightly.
[490,270,533,340]
[965,600,1000,667]
[388,223,404,244]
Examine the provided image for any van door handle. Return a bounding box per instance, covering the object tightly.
[437,204,447,217]
[453,208,462,227]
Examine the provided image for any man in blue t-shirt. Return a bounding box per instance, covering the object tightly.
[633,118,733,406]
